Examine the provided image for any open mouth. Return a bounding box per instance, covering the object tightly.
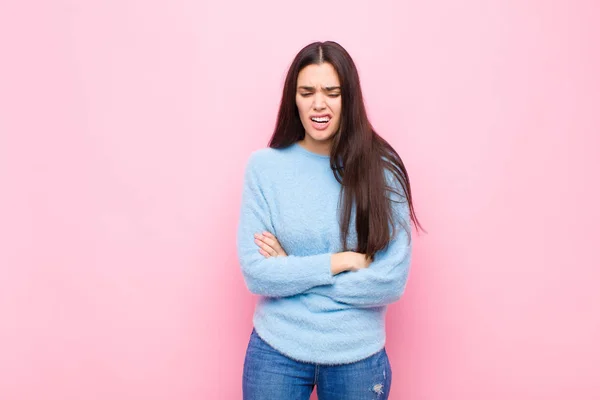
[310,115,332,131]
[311,116,331,124]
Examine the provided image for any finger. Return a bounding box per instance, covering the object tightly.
[260,232,286,254]
[254,238,277,257]
[259,235,279,250]
[258,248,270,258]
[255,234,283,254]
[255,233,286,257]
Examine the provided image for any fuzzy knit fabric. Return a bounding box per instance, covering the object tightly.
[236,142,412,365]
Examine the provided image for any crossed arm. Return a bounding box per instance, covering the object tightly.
[237,158,412,308]
[253,224,411,309]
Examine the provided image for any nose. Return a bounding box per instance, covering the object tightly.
[312,92,326,110]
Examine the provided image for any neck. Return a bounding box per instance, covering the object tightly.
[298,137,332,156]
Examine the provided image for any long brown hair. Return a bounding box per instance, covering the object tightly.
[269,41,424,259]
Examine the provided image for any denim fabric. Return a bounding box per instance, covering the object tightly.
[243,328,392,400]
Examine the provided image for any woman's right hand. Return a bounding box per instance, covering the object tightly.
[331,251,372,275]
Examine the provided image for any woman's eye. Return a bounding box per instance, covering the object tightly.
[328,94,341,98]
[300,93,312,97]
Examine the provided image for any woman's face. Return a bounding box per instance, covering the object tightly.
[296,62,342,152]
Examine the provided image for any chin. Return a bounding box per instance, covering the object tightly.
[307,130,335,142]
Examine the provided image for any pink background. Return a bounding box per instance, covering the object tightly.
[1,0,599,399]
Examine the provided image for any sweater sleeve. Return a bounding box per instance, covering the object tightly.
[236,153,335,297]
[305,230,411,308]
[304,172,413,309]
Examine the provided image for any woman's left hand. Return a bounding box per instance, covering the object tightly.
[254,231,287,258]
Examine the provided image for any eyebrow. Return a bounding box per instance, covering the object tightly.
[298,86,341,91]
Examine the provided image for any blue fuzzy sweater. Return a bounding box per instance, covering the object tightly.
[236,142,412,365]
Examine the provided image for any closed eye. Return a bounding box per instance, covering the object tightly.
[299,93,340,97]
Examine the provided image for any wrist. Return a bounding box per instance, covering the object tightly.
[330,252,353,275]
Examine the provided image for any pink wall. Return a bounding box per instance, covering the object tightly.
[1,0,598,399]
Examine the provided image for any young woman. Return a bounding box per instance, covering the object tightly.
[237,41,423,400]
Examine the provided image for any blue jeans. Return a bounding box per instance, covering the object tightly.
[243,328,392,399]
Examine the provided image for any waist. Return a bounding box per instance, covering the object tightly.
[252,295,388,364]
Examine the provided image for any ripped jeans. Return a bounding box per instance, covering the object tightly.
[242,328,392,400]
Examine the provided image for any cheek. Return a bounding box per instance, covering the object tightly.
[332,100,342,116]
[332,101,342,128]
[296,98,308,118]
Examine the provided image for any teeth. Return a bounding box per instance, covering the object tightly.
[311,116,330,123]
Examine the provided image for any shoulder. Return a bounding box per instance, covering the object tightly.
[247,147,278,165]
[245,146,295,172]
[242,146,293,186]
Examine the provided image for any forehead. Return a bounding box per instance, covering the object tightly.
[297,63,340,86]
